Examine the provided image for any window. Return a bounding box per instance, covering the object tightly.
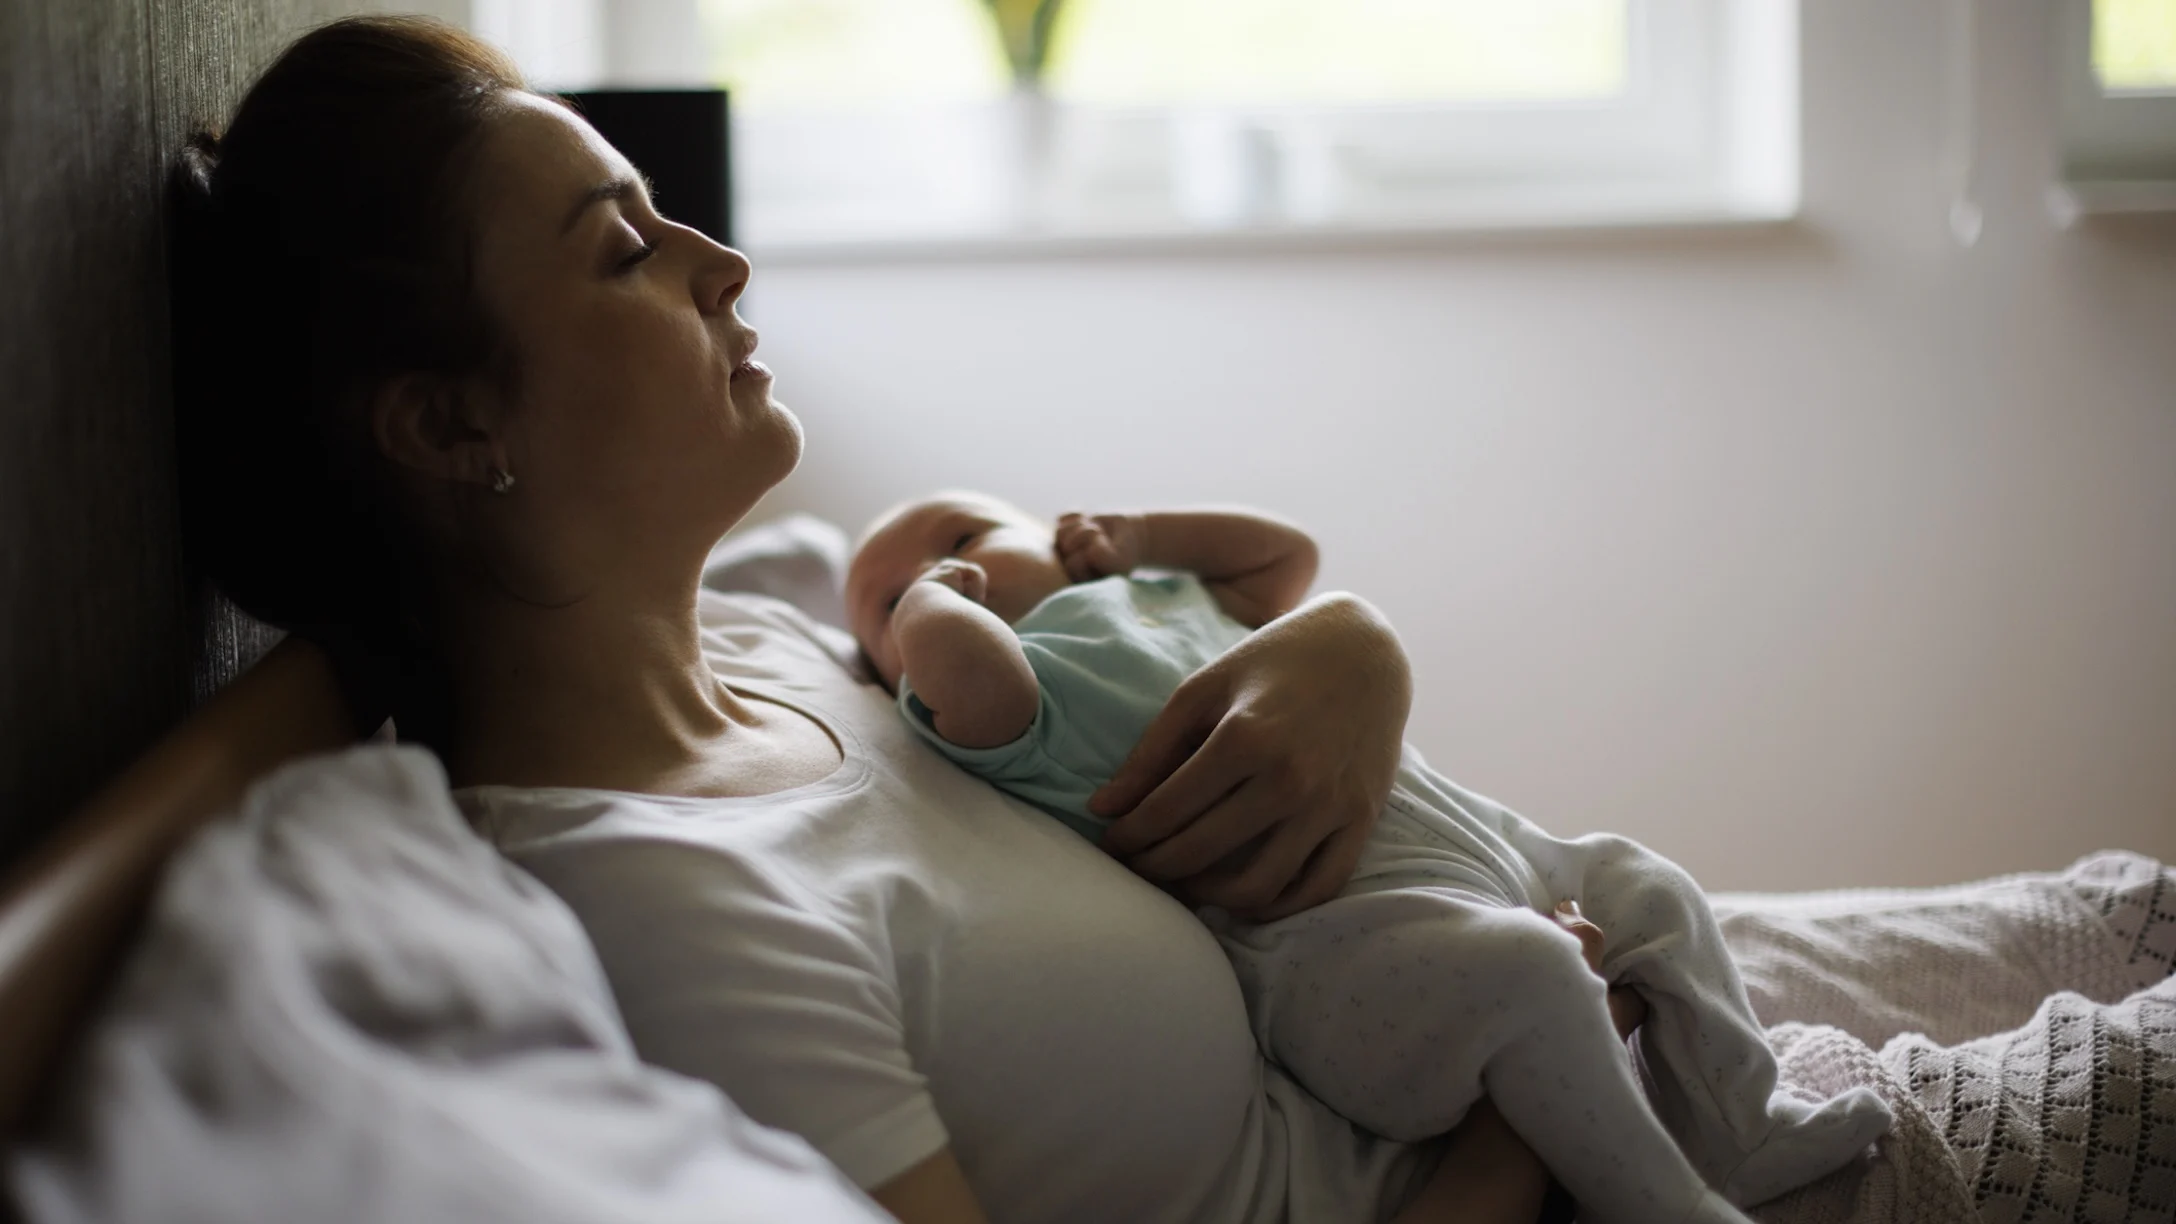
[2093,0,2176,90]
[518,0,1797,254]
[2053,0,2176,215]
[707,0,1630,108]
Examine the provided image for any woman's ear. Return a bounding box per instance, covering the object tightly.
[369,372,499,489]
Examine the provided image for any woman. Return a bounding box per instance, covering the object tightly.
[171,17,1638,1222]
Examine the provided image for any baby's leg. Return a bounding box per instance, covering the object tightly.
[1213,889,1752,1224]
[1510,830,1894,1206]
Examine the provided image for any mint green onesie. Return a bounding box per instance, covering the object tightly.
[896,573,1888,1224]
[897,573,1246,844]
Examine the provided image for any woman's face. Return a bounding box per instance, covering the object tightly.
[453,92,798,594]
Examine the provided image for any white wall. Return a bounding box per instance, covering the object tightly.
[744,0,2176,891]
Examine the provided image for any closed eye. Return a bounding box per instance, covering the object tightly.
[951,531,978,553]
[616,238,660,273]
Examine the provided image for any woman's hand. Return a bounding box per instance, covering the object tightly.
[1088,592,1412,920]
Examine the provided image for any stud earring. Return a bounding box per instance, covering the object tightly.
[489,466,516,495]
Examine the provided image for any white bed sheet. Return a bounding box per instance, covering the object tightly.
[7,746,890,1224]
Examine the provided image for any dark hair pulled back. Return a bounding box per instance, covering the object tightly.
[168,16,527,747]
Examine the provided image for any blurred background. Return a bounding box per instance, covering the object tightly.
[4,0,2173,891]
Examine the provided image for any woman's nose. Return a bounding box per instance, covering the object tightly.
[689,233,751,316]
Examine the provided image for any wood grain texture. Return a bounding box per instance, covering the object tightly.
[0,0,350,867]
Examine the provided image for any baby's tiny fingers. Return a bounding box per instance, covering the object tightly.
[1057,523,1101,557]
[1552,902,1607,974]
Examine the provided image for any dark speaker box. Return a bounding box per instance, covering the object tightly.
[565,89,733,246]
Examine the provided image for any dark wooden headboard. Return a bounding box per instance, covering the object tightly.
[0,639,357,1144]
[0,0,353,873]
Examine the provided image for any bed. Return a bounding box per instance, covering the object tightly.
[1,517,2169,1223]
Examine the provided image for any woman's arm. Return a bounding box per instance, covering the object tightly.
[1389,1100,1552,1224]
[1089,590,1412,919]
[870,1148,992,1224]
[892,561,1039,749]
[1056,509,1319,627]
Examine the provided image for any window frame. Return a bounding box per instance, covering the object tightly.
[2052,0,2176,216]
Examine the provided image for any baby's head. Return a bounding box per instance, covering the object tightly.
[846,492,1072,689]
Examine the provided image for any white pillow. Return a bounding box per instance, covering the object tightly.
[9,745,890,1224]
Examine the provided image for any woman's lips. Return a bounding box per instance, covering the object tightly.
[733,359,771,381]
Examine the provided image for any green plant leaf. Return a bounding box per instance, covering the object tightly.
[980,0,1068,84]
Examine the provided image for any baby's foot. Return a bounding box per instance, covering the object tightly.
[1719,1086,1892,1206]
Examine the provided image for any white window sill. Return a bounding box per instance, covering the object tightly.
[743,193,1798,265]
[2048,180,2176,223]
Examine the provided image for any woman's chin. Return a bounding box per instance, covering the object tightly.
[740,391,803,484]
[771,403,805,477]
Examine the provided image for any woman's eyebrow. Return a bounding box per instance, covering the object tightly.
[559,174,649,235]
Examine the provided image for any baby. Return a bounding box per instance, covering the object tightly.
[845,493,1892,1224]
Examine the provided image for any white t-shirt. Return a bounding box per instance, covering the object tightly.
[458,593,1439,1224]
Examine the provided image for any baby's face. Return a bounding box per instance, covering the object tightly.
[847,494,1073,689]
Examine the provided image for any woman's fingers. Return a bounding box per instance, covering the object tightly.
[1242,818,1370,920]
[1125,777,1281,884]
[1088,676,1224,832]
[1201,813,1368,919]
[1096,715,1252,857]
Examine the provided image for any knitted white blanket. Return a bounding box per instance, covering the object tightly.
[1704,851,2176,1224]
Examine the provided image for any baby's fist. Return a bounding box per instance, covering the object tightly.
[1056,512,1145,582]
[918,558,988,605]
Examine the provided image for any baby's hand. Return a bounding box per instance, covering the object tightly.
[1057,512,1145,582]
[1555,900,1647,1040]
[917,558,988,605]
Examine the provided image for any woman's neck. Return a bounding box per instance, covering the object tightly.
[437,575,751,793]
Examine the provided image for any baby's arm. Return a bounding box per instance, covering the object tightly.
[892,561,1040,749]
[1059,509,1319,628]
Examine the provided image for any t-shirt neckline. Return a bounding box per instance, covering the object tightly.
[452,679,872,813]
